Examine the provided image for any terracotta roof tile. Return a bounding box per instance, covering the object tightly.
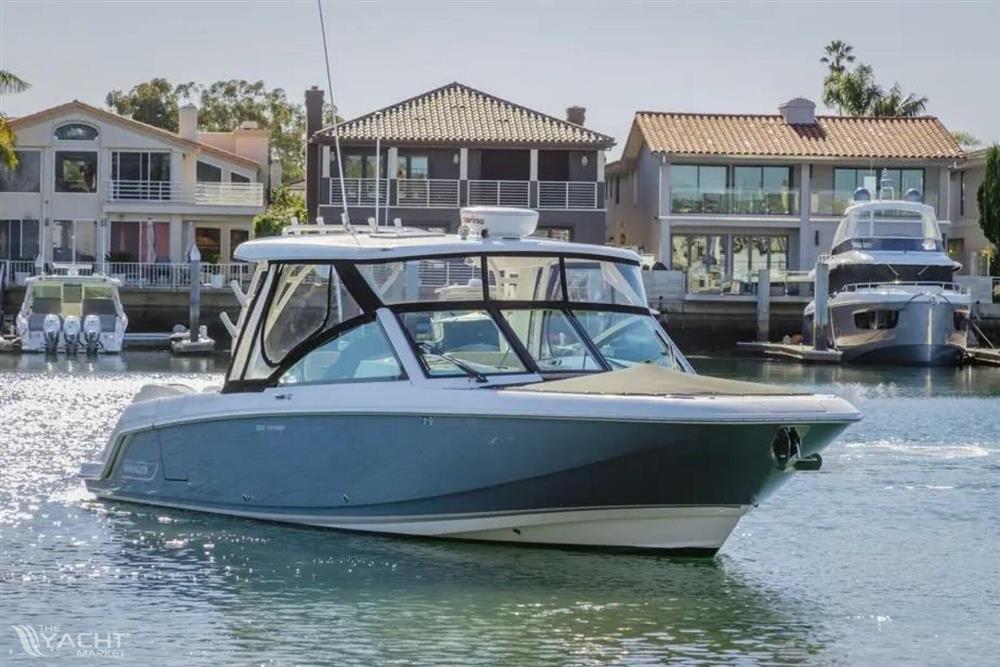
[634,112,962,160]
[316,82,614,149]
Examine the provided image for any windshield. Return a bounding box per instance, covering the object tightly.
[399,310,528,377]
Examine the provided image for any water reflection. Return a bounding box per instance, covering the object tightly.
[692,356,1000,397]
[1,351,226,375]
[83,501,829,664]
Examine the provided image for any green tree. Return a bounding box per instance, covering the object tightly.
[106,78,180,131]
[107,78,338,184]
[0,70,30,168]
[253,186,307,237]
[978,145,1000,272]
[822,62,927,117]
[820,40,855,74]
[952,131,981,148]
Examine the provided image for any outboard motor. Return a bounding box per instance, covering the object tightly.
[43,314,62,353]
[83,314,102,355]
[63,315,82,354]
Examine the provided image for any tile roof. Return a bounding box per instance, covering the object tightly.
[9,101,263,170]
[314,82,614,149]
[634,112,963,160]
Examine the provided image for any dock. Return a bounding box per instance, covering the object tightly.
[737,341,843,363]
[967,347,1000,367]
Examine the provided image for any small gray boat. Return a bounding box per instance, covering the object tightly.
[82,208,860,555]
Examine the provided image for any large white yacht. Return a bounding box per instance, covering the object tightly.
[803,186,970,365]
[17,272,127,354]
[81,208,860,555]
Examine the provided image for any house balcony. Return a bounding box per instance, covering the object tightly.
[669,187,800,216]
[107,180,265,207]
[809,189,940,217]
[327,178,603,211]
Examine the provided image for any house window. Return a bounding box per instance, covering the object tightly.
[731,166,796,214]
[231,172,251,184]
[195,227,222,263]
[197,161,223,183]
[959,171,965,217]
[834,168,923,203]
[732,235,788,285]
[532,227,572,242]
[52,220,98,262]
[670,164,727,214]
[230,229,250,259]
[396,154,429,179]
[54,123,99,141]
[55,152,98,193]
[342,154,384,179]
[109,221,170,263]
[0,151,41,192]
[111,151,171,199]
[0,219,40,260]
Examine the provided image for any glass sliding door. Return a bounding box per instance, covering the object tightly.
[112,151,171,199]
[52,220,98,263]
[732,166,794,214]
[670,165,727,214]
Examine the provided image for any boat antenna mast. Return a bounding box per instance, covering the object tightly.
[317,0,352,232]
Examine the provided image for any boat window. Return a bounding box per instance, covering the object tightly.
[500,309,601,372]
[279,320,404,385]
[399,310,527,377]
[564,259,645,306]
[359,256,483,303]
[573,312,679,370]
[485,256,563,300]
[262,264,361,364]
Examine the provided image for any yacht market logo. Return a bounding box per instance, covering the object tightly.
[10,624,128,659]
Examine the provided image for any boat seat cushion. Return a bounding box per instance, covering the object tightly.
[510,364,809,397]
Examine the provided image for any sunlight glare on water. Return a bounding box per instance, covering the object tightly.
[1,353,998,665]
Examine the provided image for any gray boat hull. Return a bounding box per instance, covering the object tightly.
[830,299,967,365]
[84,413,849,554]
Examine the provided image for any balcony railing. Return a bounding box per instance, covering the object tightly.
[809,189,940,216]
[108,180,264,206]
[2,260,37,285]
[329,178,388,207]
[396,179,461,208]
[105,262,252,289]
[670,187,800,216]
[468,180,530,207]
[538,181,599,209]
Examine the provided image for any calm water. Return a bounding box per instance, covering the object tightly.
[1,353,998,665]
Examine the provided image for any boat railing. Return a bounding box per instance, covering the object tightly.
[840,281,967,294]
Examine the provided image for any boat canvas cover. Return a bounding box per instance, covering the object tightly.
[511,364,809,397]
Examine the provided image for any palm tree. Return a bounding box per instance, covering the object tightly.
[820,40,855,74]
[823,64,927,118]
[0,70,31,169]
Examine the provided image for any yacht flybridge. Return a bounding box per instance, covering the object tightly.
[803,184,970,365]
[81,208,860,555]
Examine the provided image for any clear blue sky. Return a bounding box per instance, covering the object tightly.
[2,0,998,156]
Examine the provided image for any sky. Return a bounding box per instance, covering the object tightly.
[2,0,999,158]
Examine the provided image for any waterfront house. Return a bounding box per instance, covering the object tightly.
[0,101,270,286]
[948,147,996,275]
[606,98,964,294]
[304,82,614,243]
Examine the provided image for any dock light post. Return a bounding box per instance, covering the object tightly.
[756,268,770,342]
[188,223,201,344]
[813,255,830,351]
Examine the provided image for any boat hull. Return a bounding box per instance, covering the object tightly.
[804,290,969,366]
[84,413,849,554]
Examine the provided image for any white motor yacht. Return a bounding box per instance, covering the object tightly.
[81,208,860,555]
[17,272,127,354]
[803,185,970,365]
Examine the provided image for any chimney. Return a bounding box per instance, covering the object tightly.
[778,97,816,125]
[179,104,198,141]
[304,86,325,223]
[566,105,586,126]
